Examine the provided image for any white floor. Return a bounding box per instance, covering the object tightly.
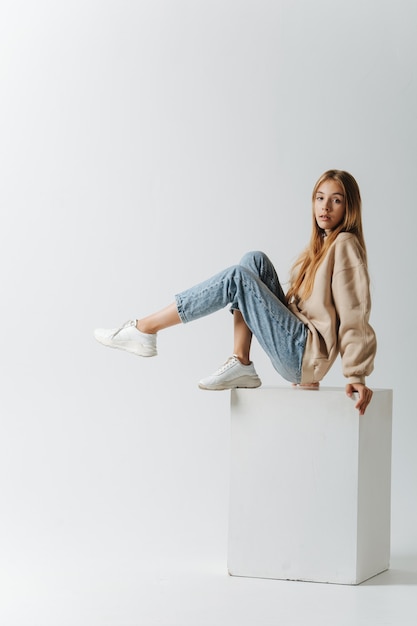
[2,545,416,625]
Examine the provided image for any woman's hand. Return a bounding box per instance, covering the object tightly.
[345,383,373,415]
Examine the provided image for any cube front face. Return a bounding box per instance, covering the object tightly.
[227,387,392,585]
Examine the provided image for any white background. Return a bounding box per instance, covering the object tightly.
[1,1,416,624]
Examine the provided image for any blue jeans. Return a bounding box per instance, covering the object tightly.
[175,251,308,383]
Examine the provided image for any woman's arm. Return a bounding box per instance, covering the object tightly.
[332,239,377,414]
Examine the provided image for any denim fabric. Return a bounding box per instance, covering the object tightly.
[175,251,308,383]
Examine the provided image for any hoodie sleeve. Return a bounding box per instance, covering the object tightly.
[332,238,377,385]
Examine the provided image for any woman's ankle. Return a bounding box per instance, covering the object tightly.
[233,353,251,366]
[136,320,156,334]
[137,303,181,334]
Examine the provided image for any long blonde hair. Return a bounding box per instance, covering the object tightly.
[286,170,367,303]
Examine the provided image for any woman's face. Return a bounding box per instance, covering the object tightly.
[314,179,346,231]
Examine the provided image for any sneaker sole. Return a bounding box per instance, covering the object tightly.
[198,376,262,390]
[95,336,157,357]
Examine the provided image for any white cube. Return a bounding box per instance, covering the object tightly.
[228,387,393,585]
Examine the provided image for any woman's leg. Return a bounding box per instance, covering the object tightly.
[136,303,180,334]
[133,285,259,369]
[95,251,307,382]
[231,251,286,366]
[233,310,252,365]
[175,255,307,383]
[237,251,287,304]
[136,251,283,363]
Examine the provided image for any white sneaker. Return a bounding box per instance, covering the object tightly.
[198,355,262,390]
[94,320,157,357]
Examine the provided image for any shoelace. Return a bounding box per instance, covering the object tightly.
[214,355,240,375]
[111,320,136,339]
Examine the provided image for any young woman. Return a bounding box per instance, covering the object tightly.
[94,170,376,415]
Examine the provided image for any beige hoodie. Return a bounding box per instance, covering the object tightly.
[288,232,376,385]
